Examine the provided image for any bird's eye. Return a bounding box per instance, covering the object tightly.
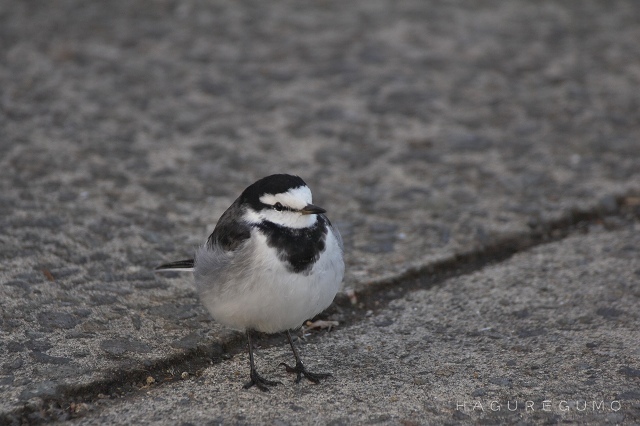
[274,202,284,212]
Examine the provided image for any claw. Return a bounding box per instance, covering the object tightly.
[280,361,331,384]
[243,368,281,392]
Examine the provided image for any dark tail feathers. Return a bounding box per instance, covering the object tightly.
[155,259,195,271]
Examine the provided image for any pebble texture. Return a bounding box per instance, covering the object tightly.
[1,0,639,422]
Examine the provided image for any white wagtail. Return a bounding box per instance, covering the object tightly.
[156,174,345,391]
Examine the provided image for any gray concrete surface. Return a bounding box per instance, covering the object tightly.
[61,226,640,424]
[1,0,639,424]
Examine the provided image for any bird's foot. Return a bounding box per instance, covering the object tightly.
[243,368,280,392]
[280,360,331,384]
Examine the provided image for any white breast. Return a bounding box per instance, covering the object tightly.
[195,227,345,333]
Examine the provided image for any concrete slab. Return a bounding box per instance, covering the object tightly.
[58,226,640,424]
[1,0,639,421]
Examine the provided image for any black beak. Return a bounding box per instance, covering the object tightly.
[300,203,326,215]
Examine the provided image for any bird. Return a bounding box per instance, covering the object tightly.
[155,174,345,391]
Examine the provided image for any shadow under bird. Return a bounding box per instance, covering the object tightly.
[155,174,345,391]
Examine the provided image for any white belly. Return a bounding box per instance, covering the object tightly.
[196,230,344,333]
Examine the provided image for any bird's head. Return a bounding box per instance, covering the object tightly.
[240,174,326,228]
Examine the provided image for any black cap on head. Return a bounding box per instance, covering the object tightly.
[240,174,307,210]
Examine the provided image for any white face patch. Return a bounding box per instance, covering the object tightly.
[258,185,312,210]
[243,185,318,229]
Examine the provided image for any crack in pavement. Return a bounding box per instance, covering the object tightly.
[5,194,640,424]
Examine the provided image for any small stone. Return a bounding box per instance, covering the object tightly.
[100,339,152,356]
[37,311,81,330]
[596,307,623,319]
[472,388,486,397]
[618,366,640,378]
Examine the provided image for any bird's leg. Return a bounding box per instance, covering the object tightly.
[280,330,331,384]
[243,330,280,391]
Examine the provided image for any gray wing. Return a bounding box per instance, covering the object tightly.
[194,199,253,294]
[206,199,251,251]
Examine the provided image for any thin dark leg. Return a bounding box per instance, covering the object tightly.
[280,330,331,384]
[243,330,280,391]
